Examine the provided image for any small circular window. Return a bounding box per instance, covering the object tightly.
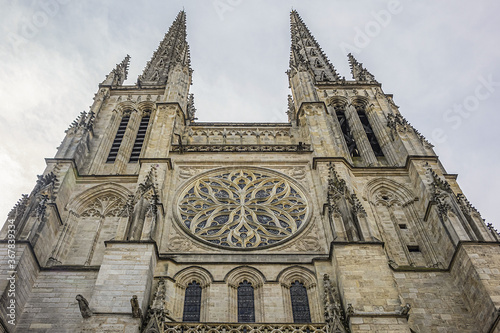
[175,168,310,249]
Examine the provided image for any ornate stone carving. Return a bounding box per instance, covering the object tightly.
[347,53,377,83]
[81,194,126,218]
[289,11,340,82]
[425,163,454,222]
[400,303,411,316]
[66,110,95,134]
[145,323,326,332]
[124,166,162,241]
[326,163,365,241]
[456,193,480,218]
[323,274,349,333]
[76,294,92,318]
[171,144,310,153]
[8,194,29,221]
[287,94,296,123]
[187,93,197,121]
[101,54,130,86]
[273,221,322,252]
[131,295,142,318]
[142,278,172,333]
[167,224,210,252]
[387,113,434,148]
[176,168,310,249]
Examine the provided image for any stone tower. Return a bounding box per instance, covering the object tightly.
[1,10,499,333]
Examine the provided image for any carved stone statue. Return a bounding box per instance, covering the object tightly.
[131,295,142,318]
[75,294,92,318]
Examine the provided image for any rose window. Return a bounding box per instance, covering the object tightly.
[176,169,309,249]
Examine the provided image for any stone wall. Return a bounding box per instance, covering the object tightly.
[451,243,500,332]
[15,270,97,332]
[394,270,477,332]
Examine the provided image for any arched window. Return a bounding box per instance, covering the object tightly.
[237,280,255,323]
[355,104,383,156]
[106,113,130,163]
[290,281,311,323]
[182,281,202,322]
[129,111,151,163]
[334,104,360,157]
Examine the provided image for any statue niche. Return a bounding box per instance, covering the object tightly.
[124,166,161,241]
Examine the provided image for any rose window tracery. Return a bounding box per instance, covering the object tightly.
[176,169,310,249]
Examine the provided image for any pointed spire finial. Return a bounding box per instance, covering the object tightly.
[187,93,197,121]
[347,53,377,83]
[288,10,340,82]
[101,54,131,86]
[138,10,191,86]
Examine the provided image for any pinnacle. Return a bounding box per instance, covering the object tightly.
[138,10,191,86]
[289,9,340,82]
[347,53,377,83]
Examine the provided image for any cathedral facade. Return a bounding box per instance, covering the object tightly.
[1,10,499,333]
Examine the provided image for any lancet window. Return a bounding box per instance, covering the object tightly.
[182,281,202,322]
[237,280,255,323]
[129,111,151,163]
[355,103,383,156]
[290,281,311,323]
[334,104,360,157]
[106,113,130,163]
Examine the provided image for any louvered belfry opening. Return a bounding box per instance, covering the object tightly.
[129,113,150,163]
[106,114,130,163]
[335,106,360,157]
[355,104,384,156]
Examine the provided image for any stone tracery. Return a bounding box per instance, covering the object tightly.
[177,169,309,249]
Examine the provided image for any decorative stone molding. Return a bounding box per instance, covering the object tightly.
[387,113,434,148]
[171,144,311,153]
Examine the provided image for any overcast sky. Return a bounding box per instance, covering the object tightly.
[1,0,499,231]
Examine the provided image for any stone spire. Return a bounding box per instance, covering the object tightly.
[101,54,130,86]
[347,53,377,83]
[138,10,192,86]
[289,10,340,82]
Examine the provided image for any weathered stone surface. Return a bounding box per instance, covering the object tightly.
[0,9,498,333]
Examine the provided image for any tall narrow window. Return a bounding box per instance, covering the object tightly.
[129,113,150,163]
[106,114,130,163]
[237,280,255,323]
[335,105,360,157]
[355,104,384,156]
[182,281,202,322]
[290,281,311,323]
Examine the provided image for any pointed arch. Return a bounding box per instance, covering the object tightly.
[174,266,214,288]
[115,101,137,116]
[57,183,131,266]
[277,266,321,323]
[364,178,436,267]
[364,178,416,207]
[225,266,266,322]
[69,183,131,216]
[173,266,213,322]
[277,266,317,288]
[224,266,266,288]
